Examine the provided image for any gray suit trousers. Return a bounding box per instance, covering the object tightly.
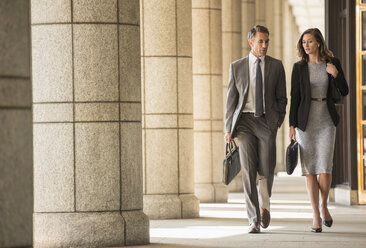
[236,113,277,224]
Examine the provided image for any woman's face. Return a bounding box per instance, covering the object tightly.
[302,33,319,55]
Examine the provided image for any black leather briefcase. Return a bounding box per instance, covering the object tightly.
[222,140,241,185]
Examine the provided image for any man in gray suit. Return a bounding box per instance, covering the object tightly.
[224,25,287,233]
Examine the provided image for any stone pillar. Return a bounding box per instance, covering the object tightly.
[264,0,274,57]
[282,0,292,173]
[192,0,227,203]
[231,0,256,192]
[0,1,32,247]
[282,1,300,175]
[141,0,199,219]
[273,0,283,60]
[269,0,286,174]
[255,0,266,26]
[31,1,149,247]
[222,0,243,192]
[241,0,255,57]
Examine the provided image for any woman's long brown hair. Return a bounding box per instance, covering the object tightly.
[297,28,334,64]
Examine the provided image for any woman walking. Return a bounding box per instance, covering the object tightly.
[289,28,349,232]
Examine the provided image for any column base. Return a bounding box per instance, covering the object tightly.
[228,172,244,193]
[195,183,214,203]
[274,162,286,174]
[143,194,181,219]
[33,211,149,247]
[179,194,200,218]
[331,185,358,205]
[195,183,228,203]
[122,210,150,246]
[214,183,229,203]
[143,194,200,219]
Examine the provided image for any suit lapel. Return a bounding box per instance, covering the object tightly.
[264,56,271,101]
[235,56,249,95]
[243,57,249,95]
[302,62,310,95]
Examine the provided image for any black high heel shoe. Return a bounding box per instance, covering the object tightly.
[311,218,322,233]
[311,227,322,233]
[323,219,333,228]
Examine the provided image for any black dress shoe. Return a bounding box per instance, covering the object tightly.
[323,219,333,228]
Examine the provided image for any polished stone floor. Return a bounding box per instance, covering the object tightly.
[123,176,366,248]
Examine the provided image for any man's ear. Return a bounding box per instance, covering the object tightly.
[248,39,253,48]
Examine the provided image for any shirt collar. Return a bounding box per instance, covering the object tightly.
[249,51,265,64]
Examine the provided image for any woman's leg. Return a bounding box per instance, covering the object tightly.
[318,173,332,221]
[306,174,321,228]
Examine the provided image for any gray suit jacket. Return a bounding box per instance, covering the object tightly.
[225,55,287,138]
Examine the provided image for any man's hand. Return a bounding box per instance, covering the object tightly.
[224,133,232,143]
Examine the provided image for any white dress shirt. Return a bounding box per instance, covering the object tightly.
[242,52,266,113]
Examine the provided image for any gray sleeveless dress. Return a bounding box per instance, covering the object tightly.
[297,62,336,175]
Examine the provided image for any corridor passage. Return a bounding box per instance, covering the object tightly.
[124,176,366,248]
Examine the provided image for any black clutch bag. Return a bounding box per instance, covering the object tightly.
[286,140,298,175]
[222,140,241,185]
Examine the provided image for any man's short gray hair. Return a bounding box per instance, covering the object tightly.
[247,25,269,40]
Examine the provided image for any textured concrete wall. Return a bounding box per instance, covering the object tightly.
[0,0,32,247]
[192,0,227,203]
[31,1,148,247]
[141,0,199,220]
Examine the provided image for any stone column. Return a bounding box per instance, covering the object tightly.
[141,0,199,219]
[241,0,255,57]
[255,0,266,26]
[282,1,300,175]
[31,1,149,247]
[268,0,286,173]
[273,0,283,60]
[192,0,227,203]
[231,0,256,192]
[222,0,244,192]
[264,0,274,57]
[282,0,292,173]
[0,1,32,247]
[283,0,294,105]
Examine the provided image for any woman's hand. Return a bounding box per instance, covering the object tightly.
[326,63,338,78]
[289,126,296,141]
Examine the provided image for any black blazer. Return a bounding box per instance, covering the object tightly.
[289,57,349,131]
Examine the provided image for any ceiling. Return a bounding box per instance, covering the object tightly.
[288,0,325,36]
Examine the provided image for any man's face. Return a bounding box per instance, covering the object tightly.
[249,32,269,57]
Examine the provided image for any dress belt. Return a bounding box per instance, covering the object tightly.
[311,98,327,102]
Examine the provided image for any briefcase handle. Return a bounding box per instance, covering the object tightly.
[226,140,238,156]
[289,139,298,149]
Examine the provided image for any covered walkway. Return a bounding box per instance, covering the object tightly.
[127,177,366,248]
